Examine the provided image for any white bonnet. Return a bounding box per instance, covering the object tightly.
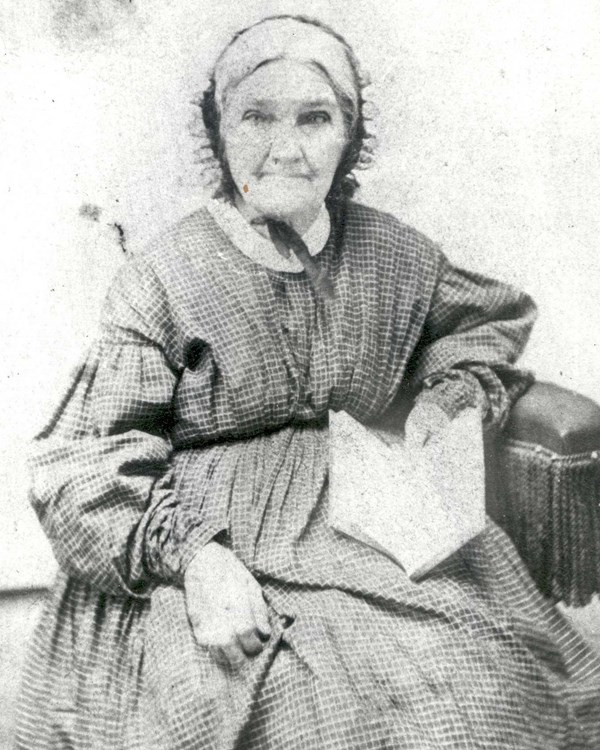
[213,16,363,120]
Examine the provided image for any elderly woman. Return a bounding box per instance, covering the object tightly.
[16,14,600,750]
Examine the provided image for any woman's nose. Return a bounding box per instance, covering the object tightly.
[267,123,303,163]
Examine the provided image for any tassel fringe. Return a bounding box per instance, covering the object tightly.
[495,439,600,607]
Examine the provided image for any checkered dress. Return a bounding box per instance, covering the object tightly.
[16,202,600,748]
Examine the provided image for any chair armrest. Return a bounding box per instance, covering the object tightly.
[503,381,600,455]
[490,381,600,607]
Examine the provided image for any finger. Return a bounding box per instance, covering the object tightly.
[192,622,225,650]
[192,627,210,648]
[230,590,265,656]
[206,627,247,671]
[220,640,247,671]
[246,581,271,639]
[208,644,229,667]
[189,609,224,647]
[236,627,265,657]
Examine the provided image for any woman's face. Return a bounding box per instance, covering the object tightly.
[221,59,348,230]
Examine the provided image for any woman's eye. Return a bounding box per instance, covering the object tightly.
[299,111,332,126]
[242,111,270,124]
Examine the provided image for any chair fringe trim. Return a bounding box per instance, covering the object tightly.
[496,439,600,607]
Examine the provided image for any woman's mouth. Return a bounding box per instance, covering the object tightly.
[257,172,312,180]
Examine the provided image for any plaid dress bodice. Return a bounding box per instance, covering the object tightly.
[99,203,439,449]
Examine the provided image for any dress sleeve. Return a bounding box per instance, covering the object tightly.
[406,249,538,428]
[28,257,224,598]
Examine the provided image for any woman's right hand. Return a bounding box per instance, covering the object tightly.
[184,540,272,670]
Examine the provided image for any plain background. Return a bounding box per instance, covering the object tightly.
[2,0,600,590]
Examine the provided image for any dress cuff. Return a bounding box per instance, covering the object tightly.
[416,370,490,421]
[143,501,229,588]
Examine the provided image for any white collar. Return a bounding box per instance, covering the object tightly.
[205,199,331,273]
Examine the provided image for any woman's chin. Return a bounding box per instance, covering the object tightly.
[241,182,322,224]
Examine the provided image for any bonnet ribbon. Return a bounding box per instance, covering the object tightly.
[252,218,335,300]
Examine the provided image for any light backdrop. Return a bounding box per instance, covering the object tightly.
[2,0,599,588]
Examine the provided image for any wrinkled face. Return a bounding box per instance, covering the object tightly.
[221,59,348,228]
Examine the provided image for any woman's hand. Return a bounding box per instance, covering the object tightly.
[403,401,452,451]
[184,541,272,670]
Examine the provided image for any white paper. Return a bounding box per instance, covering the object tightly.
[329,408,486,578]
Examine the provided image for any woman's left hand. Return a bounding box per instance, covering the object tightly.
[404,401,452,451]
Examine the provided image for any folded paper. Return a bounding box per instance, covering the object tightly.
[328,407,486,578]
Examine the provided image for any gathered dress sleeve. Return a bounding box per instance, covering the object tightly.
[28,256,224,599]
[406,249,538,428]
